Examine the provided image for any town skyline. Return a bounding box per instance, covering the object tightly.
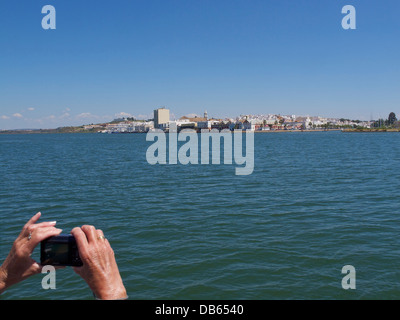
[0,106,388,131]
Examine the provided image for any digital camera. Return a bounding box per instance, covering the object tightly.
[40,234,83,267]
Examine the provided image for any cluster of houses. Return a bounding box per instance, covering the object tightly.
[100,121,154,133]
[171,113,371,132]
[96,110,371,133]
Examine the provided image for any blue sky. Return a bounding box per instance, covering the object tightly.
[1,0,399,129]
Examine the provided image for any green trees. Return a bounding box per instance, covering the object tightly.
[388,112,397,126]
[371,112,398,129]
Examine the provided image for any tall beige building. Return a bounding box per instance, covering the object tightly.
[154,107,170,129]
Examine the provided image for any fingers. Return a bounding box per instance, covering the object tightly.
[23,212,41,229]
[81,225,98,243]
[25,226,63,253]
[71,227,90,259]
[96,229,106,242]
[19,212,41,238]
[25,221,58,237]
[96,229,104,238]
[20,213,57,240]
[72,226,108,262]
[31,221,58,229]
[32,226,63,243]
[81,225,107,245]
[29,261,43,275]
[23,212,57,229]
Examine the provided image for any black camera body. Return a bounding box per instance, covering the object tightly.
[40,234,83,267]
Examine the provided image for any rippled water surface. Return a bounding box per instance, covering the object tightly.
[1,132,400,299]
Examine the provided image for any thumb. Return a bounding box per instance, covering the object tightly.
[72,266,83,277]
[27,260,43,277]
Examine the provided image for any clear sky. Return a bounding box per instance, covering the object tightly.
[1,0,399,129]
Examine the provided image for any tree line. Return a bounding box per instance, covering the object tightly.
[372,112,399,128]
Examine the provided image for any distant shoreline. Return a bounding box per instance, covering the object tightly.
[0,128,343,134]
[0,128,103,134]
[342,128,400,133]
[253,129,341,133]
[3,128,400,135]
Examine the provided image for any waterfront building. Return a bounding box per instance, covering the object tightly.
[154,107,170,129]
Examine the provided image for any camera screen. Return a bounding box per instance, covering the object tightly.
[42,242,69,265]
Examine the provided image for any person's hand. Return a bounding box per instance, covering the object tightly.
[0,212,63,294]
[71,225,127,300]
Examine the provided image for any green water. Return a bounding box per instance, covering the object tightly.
[1,132,400,299]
